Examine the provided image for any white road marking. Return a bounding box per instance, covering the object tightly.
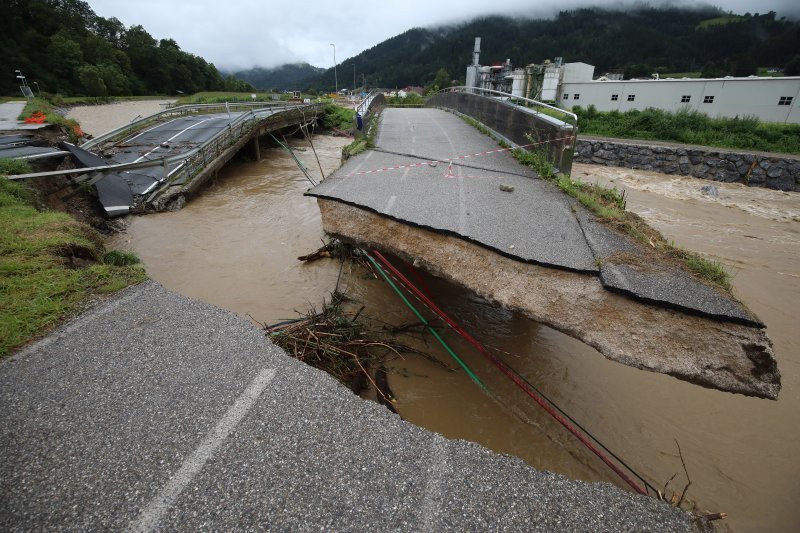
[127,117,180,143]
[383,195,397,215]
[132,118,215,163]
[326,150,373,193]
[128,367,277,533]
[419,436,449,532]
[430,115,467,234]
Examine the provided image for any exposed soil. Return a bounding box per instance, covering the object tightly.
[316,198,780,400]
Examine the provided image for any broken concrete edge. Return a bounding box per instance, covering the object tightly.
[309,190,763,329]
[315,198,780,400]
[305,191,598,275]
[572,209,764,329]
[599,282,763,329]
[149,129,256,212]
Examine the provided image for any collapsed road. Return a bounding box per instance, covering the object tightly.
[307,107,781,400]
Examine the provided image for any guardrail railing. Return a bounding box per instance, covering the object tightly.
[147,103,325,203]
[436,86,577,126]
[10,104,326,196]
[427,87,577,175]
[356,90,380,118]
[81,101,304,151]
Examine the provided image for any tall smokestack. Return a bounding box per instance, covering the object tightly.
[472,37,481,66]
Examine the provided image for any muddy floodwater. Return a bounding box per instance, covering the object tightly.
[111,137,799,531]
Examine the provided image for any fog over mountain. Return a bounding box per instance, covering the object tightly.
[84,0,800,71]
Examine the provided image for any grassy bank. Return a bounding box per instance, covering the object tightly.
[573,105,800,155]
[17,98,84,141]
[323,104,355,130]
[175,91,333,105]
[0,160,146,357]
[513,147,732,291]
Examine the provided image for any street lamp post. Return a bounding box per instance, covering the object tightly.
[330,43,338,96]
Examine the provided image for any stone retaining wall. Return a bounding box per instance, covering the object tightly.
[575,138,800,192]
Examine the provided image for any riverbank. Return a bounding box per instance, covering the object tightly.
[0,280,703,531]
[66,99,175,137]
[11,98,798,529]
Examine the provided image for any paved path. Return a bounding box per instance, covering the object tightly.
[0,101,47,131]
[309,108,760,326]
[0,282,697,531]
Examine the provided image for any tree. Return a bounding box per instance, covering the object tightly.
[78,65,107,98]
[47,33,84,93]
[785,55,800,76]
[432,68,451,91]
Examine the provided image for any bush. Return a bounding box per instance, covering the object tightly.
[575,106,799,154]
[323,104,355,130]
[102,250,141,266]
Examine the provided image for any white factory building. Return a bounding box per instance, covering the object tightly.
[463,38,800,124]
[557,63,800,124]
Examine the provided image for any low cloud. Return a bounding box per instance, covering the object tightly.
[85,0,800,71]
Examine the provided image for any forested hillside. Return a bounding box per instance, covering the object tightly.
[231,63,324,91]
[0,0,253,97]
[309,6,800,91]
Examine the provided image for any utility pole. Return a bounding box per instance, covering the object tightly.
[330,43,338,95]
[353,64,356,96]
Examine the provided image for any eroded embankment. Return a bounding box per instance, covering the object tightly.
[317,199,780,400]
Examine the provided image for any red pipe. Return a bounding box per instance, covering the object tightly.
[371,249,648,495]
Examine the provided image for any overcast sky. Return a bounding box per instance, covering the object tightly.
[84,0,799,71]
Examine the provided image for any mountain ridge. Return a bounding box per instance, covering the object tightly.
[302,6,800,91]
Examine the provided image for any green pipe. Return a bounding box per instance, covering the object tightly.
[366,253,487,391]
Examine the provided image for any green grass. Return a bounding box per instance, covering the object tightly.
[660,72,702,78]
[175,91,336,106]
[386,93,426,107]
[573,105,800,154]
[0,166,146,357]
[343,112,379,158]
[102,250,141,266]
[17,98,85,141]
[512,146,733,291]
[323,104,355,130]
[756,67,785,77]
[697,16,741,29]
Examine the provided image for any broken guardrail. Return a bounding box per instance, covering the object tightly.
[9,103,325,213]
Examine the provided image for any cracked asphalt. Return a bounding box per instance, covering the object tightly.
[308,107,759,326]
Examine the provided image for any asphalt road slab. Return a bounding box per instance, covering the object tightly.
[310,108,598,273]
[0,281,699,531]
[308,107,759,325]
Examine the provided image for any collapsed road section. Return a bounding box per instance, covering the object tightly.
[307,107,780,400]
[8,102,325,216]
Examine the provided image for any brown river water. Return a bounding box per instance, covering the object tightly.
[111,136,800,531]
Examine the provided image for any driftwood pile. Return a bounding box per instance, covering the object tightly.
[262,291,410,410]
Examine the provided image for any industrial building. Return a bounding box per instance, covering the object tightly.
[465,38,800,124]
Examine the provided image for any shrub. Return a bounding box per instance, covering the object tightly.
[575,106,799,154]
[323,104,355,130]
[102,250,141,266]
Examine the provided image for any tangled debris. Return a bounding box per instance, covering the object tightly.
[261,290,414,411]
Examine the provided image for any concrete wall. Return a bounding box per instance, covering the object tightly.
[426,91,576,174]
[575,138,800,191]
[559,77,800,123]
